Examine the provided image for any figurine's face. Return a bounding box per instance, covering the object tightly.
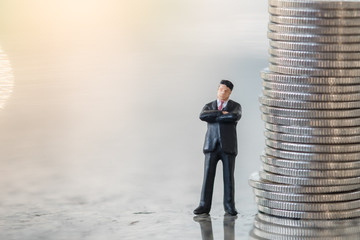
[217,84,231,101]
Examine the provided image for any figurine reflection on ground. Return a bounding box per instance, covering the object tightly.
[194,80,242,216]
[193,214,237,240]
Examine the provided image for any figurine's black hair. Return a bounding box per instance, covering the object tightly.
[220,80,234,91]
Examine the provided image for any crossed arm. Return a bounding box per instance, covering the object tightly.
[199,104,241,123]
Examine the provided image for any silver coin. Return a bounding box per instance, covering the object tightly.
[248,230,265,240]
[257,211,360,228]
[264,130,360,144]
[269,63,360,77]
[269,6,360,18]
[251,225,360,240]
[260,96,360,109]
[249,228,304,240]
[258,205,360,220]
[261,155,360,169]
[263,162,360,178]
[268,31,360,43]
[249,172,360,193]
[265,123,360,136]
[269,56,360,69]
[270,41,360,52]
[261,104,360,118]
[263,89,360,102]
[263,82,360,94]
[256,197,360,211]
[253,188,360,202]
[261,69,360,84]
[269,0,360,10]
[259,170,360,186]
[266,139,360,153]
[260,105,360,119]
[269,47,360,60]
[262,114,360,127]
[269,23,360,35]
[270,15,360,26]
[254,216,360,236]
[265,146,360,161]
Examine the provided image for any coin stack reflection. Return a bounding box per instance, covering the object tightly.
[249,0,360,236]
[249,212,360,239]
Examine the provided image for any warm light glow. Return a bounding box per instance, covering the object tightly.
[0,48,14,109]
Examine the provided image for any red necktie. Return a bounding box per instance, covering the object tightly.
[218,101,224,110]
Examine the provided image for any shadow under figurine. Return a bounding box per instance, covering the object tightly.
[194,80,242,216]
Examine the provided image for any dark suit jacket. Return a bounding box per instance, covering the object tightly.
[200,100,241,155]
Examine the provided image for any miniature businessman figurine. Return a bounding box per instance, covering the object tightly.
[194,80,242,216]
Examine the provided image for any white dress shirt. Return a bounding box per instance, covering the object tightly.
[217,99,229,110]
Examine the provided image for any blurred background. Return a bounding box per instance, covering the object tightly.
[0,0,268,239]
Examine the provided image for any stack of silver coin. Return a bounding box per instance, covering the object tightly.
[249,0,360,237]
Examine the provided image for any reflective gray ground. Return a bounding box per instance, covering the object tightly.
[0,1,267,239]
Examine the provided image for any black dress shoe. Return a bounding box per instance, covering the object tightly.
[193,206,210,215]
[225,207,238,216]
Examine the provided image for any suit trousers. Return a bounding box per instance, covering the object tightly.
[199,145,236,211]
